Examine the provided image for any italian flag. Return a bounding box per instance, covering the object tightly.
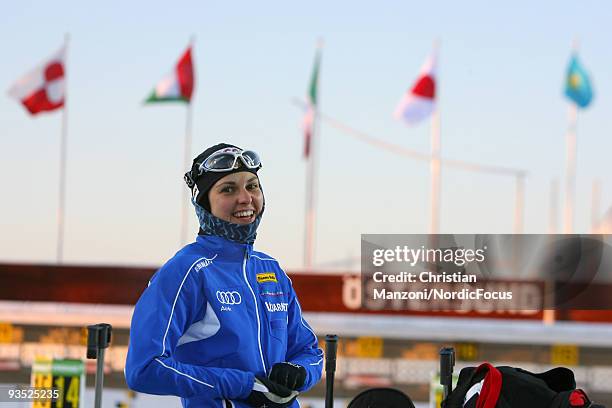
[8,45,66,115]
[394,52,436,125]
[146,45,194,103]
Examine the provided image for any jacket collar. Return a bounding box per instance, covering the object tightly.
[195,234,253,261]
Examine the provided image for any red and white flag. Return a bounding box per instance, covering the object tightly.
[8,45,66,115]
[394,53,436,125]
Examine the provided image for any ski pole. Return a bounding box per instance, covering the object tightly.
[87,323,112,408]
[325,334,338,408]
[440,347,455,401]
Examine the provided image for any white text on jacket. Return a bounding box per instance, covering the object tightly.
[265,302,288,312]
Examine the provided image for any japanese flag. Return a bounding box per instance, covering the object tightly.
[394,53,436,125]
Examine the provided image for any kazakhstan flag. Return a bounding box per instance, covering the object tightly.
[564,54,594,108]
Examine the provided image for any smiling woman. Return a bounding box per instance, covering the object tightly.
[208,173,263,225]
[124,143,323,408]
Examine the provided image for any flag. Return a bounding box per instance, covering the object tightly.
[146,46,194,103]
[8,45,66,115]
[394,52,436,125]
[564,54,593,109]
[303,48,321,158]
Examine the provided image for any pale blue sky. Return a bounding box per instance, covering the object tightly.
[1,0,610,270]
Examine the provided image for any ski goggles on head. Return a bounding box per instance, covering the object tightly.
[184,148,262,188]
[197,148,262,174]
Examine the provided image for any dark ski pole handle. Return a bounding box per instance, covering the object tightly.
[325,334,338,408]
[440,347,455,401]
[87,323,113,408]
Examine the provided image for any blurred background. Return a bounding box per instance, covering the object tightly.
[1,1,611,407]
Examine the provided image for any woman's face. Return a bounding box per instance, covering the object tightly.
[208,171,263,225]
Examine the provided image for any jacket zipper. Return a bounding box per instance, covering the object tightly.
[242,249,267,374]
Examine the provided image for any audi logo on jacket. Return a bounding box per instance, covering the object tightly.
[125,235,323,408]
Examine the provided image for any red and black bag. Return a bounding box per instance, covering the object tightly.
[442,363,605,408]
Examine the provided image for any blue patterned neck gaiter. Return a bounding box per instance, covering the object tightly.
[192,198,262,245]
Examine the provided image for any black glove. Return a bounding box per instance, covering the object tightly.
[269,362,307,391]
[246,376,298,408]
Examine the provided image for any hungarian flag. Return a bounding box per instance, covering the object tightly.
[146,46,194,103]
[8,45,66,115]
[303,48,321,159]
[564,53,593,109]
[394,52,436,125]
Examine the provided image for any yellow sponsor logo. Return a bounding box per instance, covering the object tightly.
[256,272,277,283]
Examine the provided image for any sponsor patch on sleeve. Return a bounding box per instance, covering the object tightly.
[256,272,277,283]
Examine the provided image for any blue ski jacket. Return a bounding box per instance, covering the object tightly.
[125,235,323,407]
